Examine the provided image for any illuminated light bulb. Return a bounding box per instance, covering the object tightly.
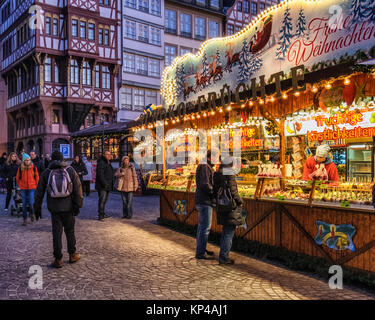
[241,104,246,108]
[270,96,275,102]
[326,83,332,89]
[282,93,288,99]
[164,120,168,125]
[259,99,264,105]
[312,87,318,93]
[192,115,195,120]
[344,78,351,85]
[294,91,300,97]
[219,108,223,113]
[197,114,201,119]
[249,101,254,106]
[203,112,207,117]
[227,106,232,111]
[176,118,180,122]
[211,110,215,115]
[172,119,176,124]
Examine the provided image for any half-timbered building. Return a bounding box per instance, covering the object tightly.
[0,0,120,156]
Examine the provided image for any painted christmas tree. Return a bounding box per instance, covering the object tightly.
[351,0,370,24]
[201,52,210,80]
[238,40,263,82]
[175,63,185,98]
[216,49,223,68]
[238,40,251,82]
[276,7,293,60]
[295,8,307,38]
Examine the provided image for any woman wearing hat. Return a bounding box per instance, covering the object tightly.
[303,144,339,182]
[16,153,39,226]
[115,156,138,219]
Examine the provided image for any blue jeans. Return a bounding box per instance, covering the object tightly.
[20,189,35,220]
[219,224,236,262]
[121,192,133,218]
[195,204,213,257]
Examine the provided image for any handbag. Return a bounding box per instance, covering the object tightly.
[216,176,236,214]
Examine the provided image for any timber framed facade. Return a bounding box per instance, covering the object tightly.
[0,0,120,156]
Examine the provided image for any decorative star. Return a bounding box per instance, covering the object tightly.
[354,81,367,104]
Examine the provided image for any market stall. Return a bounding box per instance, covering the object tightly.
[132,0,375,274]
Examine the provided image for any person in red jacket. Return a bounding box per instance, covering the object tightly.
[303,144,339,182]
[16,153,39,226]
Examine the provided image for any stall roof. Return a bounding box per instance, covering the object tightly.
[71,121,137,138]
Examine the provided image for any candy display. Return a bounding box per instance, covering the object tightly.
[148,174,167,189]
[256,164,282,178]
[166,175,191,191]
[238,185,257,198]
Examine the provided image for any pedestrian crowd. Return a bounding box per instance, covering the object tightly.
[0,150,139,268]
[1,148,240,267]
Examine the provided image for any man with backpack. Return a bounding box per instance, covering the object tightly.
[34,151,83,268]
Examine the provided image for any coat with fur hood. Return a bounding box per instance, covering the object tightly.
[16,162,39,190]
[115,163,138,192]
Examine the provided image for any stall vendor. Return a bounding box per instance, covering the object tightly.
[303,144,339,182]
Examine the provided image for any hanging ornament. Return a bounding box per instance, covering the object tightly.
[342,81,356,106]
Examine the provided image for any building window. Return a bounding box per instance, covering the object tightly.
[237,1,242,11]
[134,89,145,110]
[244,0,250,13]
[86,113,95,127]
[259,2,265,12]
[136,56,148,76]
[227,24,234,35]
[99,28,103,44]
[70,59,79,84]
[146,90,157,106]
[195,17,206,40]
[55,61,60,83]
[88,23,95,40]
[148,58,159,77]
[95,65,100,88]
[82,61,92,86]
[138,24,148,43]
[124,53,135,73]
[80,21,86,39]
[251,2,257,15]
[150,0,160,15]
[125,0,136,8]
[52,110,59,124]
[165,45,176,66]
[138,0,149,12]
[210,0,219,8]
[180,13,192,37]
[72,19,78,37]
[150,27,161,45]
[196,0,205,6]
[165,10,177,34]
[46,17,51,35]
[180,47,192,55]
[209,21,219,38]
[122,87,132,110]
[102,66,110,89]
[104,29,109,45]
[53,18,58,36]
[125,20,136,39]
[235,25,242,32]
[44,57,52,82]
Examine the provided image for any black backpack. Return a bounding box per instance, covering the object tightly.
[216,175,236,214]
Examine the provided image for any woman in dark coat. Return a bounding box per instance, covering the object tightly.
[4,152,21,213]
[71,155,88,185]
[214,157,243,265]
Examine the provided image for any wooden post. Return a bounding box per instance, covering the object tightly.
[162,138,166,180]
[279,117,286,189]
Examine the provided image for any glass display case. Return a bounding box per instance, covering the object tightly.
[258,178,312,203]
[347,144,372,182]
[312,181,373,208]
[147,174,167,190]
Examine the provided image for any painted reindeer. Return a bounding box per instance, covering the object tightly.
[183,81,194,100]
[224,43,241,72]
[209,55,223,83]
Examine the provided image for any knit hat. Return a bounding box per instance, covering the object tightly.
[22,153,30,162]
[316,144,330,158]
[51,150,63,161]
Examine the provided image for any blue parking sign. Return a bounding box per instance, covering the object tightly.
[60,144,70,159]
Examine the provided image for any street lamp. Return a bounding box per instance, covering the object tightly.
[101,121,109,154]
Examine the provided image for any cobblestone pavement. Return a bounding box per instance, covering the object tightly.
[0,192,374,300]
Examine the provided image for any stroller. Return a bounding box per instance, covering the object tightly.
[10,177,23,217]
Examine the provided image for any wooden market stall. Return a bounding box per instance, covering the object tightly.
[131,0,375,275]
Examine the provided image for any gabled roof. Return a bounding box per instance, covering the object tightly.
[71,122,133,138]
